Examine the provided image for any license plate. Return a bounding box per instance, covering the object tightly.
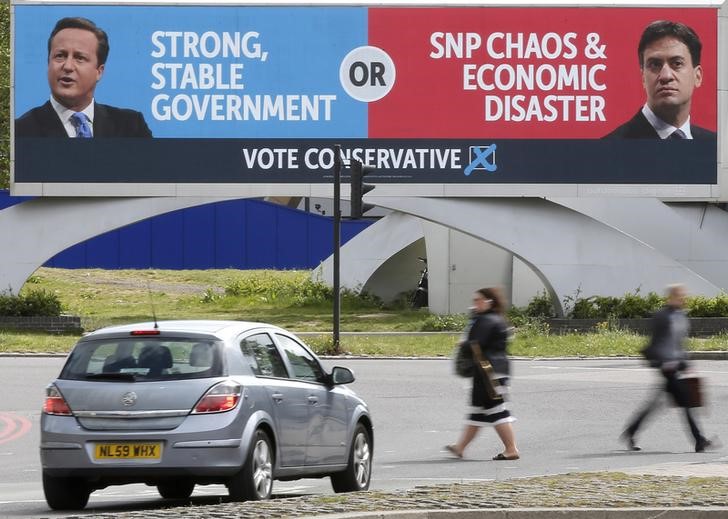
[94,442,162,460]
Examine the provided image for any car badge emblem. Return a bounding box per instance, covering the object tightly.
[121,391,138,407]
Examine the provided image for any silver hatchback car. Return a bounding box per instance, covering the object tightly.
[41,320,373,510]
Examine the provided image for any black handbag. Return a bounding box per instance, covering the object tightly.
[453,341,474,377]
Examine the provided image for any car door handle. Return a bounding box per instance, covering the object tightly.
[271,392,284,403]
[307,396,318,405]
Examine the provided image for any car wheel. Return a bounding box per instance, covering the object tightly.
[228,429,274,501]
[42,471,90,510]
[157,479,195,499]
[331,423,372,493]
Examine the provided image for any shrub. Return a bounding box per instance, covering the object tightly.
[618,291,663,318]
[523,290,556,318]
[200,288,222,304]
[561,291,661,319]
[512,316,550,336]
[518,289,728,319]
[686,294,728,317]
[570,295,621,319]
[223,272,382,309]
[420,313,468,332]
[0,289,62,317]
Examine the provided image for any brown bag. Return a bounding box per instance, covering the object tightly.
[469,342,503,401]
[679,375,704,408]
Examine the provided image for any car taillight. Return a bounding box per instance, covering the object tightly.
[192,381,242,414]
[43,385,72,416]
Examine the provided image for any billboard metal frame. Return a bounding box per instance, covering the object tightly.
[10,0,726,199]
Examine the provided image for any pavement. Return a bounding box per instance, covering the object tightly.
[41,461,726,519]
[16,351,728,518]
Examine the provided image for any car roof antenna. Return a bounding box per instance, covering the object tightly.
[147,281,159,329]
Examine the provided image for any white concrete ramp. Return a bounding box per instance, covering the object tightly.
[330,197,721,315]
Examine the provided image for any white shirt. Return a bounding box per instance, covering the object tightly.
[641,104,693,140]
[49,97,95,137]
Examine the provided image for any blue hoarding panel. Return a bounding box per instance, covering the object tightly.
[276,209,309,268]
[151,211,184,269]
[245,201,277,268]
[308,216,333,267]
[86,231,120,269]
[1,191,371,271]
[183,204,216,268]
[47,243,86,269]
[214,200,246,269]
[119,220,152,268]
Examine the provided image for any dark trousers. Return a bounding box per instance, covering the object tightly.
[625,368,704,443]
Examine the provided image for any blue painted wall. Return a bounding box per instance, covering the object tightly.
[0,192,371,270]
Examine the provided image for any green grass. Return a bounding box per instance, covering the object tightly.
[23,267,426,332]
[2,267,726,357]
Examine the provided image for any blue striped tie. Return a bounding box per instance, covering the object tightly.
[668,129,686,140]
[70,112,92,138]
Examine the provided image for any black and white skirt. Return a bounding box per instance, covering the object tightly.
[466,373,515,427]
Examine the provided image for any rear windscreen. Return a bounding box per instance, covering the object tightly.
[60,338,224,381]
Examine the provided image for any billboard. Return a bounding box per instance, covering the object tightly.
[11,3,719,197]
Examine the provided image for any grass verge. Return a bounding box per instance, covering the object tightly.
[2,267,727,357]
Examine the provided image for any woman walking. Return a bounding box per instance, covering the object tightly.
[446,287,519,460]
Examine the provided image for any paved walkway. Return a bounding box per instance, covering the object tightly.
[63,463,728,519]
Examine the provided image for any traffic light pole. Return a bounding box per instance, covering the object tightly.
[332,144,341,353]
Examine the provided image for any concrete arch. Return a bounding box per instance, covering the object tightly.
[0,196,235,293]
[336,197,720,315]
[316,211,425,299]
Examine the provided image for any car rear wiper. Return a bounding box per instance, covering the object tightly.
[85,372,137,381]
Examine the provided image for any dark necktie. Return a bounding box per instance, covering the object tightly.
[70,112,92,138]
[668,129,686,140]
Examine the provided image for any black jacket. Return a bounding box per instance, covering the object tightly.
[603,110,715,140]
[641,305,689,368]
[15,100,152,138]
[467,310,511,376]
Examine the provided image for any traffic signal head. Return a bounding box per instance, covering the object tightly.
[350,158,376,218]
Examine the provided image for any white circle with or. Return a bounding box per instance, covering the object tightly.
[339,46,396,102]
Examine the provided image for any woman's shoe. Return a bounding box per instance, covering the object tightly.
[620,431,641,451]
[492,452,520,461]
[445,445,463,459]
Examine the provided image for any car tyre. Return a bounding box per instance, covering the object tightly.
[228,429,274,501]
[42,471,90,510]
[331,423,372,493]
[157,479,195,499]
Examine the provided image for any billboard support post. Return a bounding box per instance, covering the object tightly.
[332,144,341,354]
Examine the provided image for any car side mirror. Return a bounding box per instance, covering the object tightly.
[330,366,355,385]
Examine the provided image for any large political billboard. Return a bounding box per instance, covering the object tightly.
[10,3,719,197]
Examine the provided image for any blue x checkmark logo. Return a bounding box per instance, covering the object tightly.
[464,144,497,176]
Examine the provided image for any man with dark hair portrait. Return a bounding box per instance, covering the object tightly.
[15,17,152,138]
[604,20,715,140]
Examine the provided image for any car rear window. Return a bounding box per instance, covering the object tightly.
[60,338,224,381]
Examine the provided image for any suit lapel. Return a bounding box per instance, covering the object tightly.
[39,101,69,137]
[632,111,660,138]
[93,102,109,137]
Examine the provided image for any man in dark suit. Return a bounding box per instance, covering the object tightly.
[15,17,152,138]
[621,284,715,453]
[604,21,715,140]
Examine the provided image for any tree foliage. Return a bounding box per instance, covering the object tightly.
[1,0,10,189]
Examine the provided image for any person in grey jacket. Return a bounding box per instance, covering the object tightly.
[621,284,713,452]
[446,287,519,461]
